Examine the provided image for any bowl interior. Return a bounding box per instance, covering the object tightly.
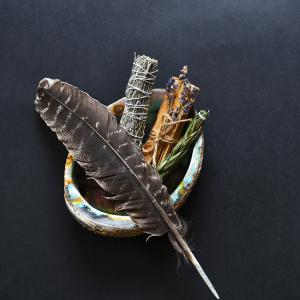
[72,92,194,215]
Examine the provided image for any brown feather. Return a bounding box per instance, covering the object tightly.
[35,78,219,299]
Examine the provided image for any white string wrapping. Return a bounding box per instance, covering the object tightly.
[120,54,158,147]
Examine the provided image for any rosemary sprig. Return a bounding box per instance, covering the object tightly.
[156,110,209,180]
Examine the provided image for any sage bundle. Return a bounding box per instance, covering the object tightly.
[120,54,158,147]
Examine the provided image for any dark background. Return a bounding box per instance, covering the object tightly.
[0,1,299,299]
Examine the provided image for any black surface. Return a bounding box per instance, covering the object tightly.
[0,1,299,299]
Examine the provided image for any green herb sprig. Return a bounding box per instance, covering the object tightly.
[157,110,209,180]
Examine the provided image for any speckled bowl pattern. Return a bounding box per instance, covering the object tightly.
[64,94,204,237]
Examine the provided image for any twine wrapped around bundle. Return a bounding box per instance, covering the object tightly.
[145,113,192,167]
[120,54,158,147]
[142,66,199,166]
[157,110,209,180]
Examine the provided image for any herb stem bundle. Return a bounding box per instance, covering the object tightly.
[157,110,209,180]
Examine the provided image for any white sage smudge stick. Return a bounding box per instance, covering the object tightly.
[120,54,158,147]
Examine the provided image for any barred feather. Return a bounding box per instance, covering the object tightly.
[35,78,219,299]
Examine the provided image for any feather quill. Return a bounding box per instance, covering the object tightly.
[35,78,219,299]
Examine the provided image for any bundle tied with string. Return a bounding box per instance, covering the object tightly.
[120,54,158,147]
[147,113,192,167]
[143,66,200,167]
[157,110,209,180]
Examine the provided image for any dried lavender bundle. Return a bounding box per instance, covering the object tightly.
[142,66,199,166]
[120,54,158,147]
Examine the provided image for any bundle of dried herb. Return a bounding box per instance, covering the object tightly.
[120,54,158,147]
[157,110,209,180]
[142,66,199,166]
